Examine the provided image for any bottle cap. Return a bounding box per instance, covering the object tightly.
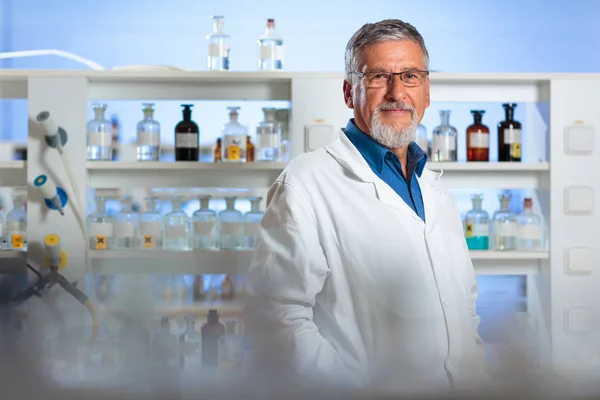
[524,197,533,208]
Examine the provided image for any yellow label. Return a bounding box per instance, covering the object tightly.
[95,235,107,250]
[143,234,154,249]
[465,223,474,238]
[11,234,23,249]
[512,143,521,159]
[228,145,240,160]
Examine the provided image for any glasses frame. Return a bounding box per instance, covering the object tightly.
[351,69,430,88]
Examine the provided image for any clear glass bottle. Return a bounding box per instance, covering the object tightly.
[139,197,162,249]
[206,16,230,71]
[114,196,139,249]
[87,196,113,250]
[163,196,190,251]
[218,196,243,250]
[256,107,282,162]
[257,18,284,70]
[415,123,430,157]
[6,194,27,251]
[192,195,217,250]
[432,110,458,162]
[218,319,244,370]
[464,194,490,250]
[492,192,518,251]
[87,103,113,161]
[221,107,248,163]
[151,317,179,369]
[137,103,161,161]
[179,316,202,372]
[517,197,544,251]
[243,196,264,249]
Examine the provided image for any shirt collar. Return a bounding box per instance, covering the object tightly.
[343,119,427,177]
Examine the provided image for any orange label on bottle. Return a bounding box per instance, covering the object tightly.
[228,146,240,160]
[143,234,154,249]
[95,235,107,250]
[11,234,23,249]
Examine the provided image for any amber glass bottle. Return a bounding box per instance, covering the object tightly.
[498,103,522,162]
[246,136,255,162]
[175,105,199,161]
[213,138,222,162]
[466,110,490,162]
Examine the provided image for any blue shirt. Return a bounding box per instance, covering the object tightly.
[344,119,427,222]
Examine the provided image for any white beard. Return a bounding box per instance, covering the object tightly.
[370,111,418,149]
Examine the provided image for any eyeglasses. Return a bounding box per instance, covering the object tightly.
[351,70,429,88]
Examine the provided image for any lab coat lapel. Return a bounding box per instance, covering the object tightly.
[417,169,444,231]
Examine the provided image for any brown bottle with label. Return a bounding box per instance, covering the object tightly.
[246,136,255,162]
[221,275,234,300]
[175,104,199,161]
[213,138,222,162]
[466,110,489,162]
[497,103,522,162]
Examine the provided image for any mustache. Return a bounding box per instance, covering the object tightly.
[375,102,416,115]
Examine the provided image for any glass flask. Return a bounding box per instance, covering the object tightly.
[192,195,217,250]
[151,317,178,369]
[498,103,522,162]
[163,196,190,251]
[432,110,458,162]
[244,196,264,249]
[464,194,490,250]
[517,197,544,251]
[415,123,430,158]
[256,107,282,162]
[466,110,490,162]
[88,196,113,250]
[87,103,113,161]
[491,192,518,251]
[206,16,231,71]
[179,316,202,372]
[114,196,139,249]
[139,197,163,250]
[221,107,248,162]
[6,194,27,251]
[257,18,284,70]
[137,103,161,161]
[218,196,243,250]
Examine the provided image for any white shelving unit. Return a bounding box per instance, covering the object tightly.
[2,70,598,377]
[0,250,26,274]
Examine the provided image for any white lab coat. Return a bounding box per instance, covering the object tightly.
[244,130,490,394]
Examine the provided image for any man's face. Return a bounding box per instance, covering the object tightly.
[343,40,430,149]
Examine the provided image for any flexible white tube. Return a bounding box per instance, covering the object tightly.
[0,50,104,70]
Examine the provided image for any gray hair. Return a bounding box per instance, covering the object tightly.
[344,19,430,82]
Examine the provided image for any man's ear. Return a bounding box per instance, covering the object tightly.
[343,79,354,109]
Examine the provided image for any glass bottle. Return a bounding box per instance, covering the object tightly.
[464,194,490,250]
[492,192,518,251]
[201,310,226,367]
[246,136,255,162]
[517,197,544,251]
[192,195,217,250]
[0,195,5,250]
[163,196,190,251]
[466,110,490,162]
[244,196,264,249]
[218,319,244,370]
[432,110,457,162]
[415,123,430,158]
[179,316,202,372]
[137,103,161,161]
[218,196,243,250]
[221,107,248,163]
[257,18,284,70]
[87,103,113,161]
[6,195,27,251]
[87,196,113,250]
[221,275,234,300]
[151,317,178,369]
[193,275,206,302]
[206,16,230,71]
[213,138,222,162]
[498,103,522,162]
[114,196,139,249]
[256,107,282,162]
[140,197,162,249]
[111,115,120,161]
[175,105,199,162]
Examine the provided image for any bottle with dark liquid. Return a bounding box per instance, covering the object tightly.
[246,136,255,162]
[175,104,199,161]
[497,103,522,162]
[466,110,490,162]
[201,309,226,367]
[213,138,222,162]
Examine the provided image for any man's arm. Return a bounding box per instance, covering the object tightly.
[243,180,358,388]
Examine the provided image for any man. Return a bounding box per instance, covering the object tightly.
[244,19,489,393]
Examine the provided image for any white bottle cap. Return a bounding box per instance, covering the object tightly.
[36,111,58,138]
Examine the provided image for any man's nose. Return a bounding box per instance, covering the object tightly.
[385,74,409,102]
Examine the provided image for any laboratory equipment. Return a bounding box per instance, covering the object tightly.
[206,16,230,71]
[221,107,248,162]
[498,103,522,162]
[415,123,430,157]
[152,317,179,369]
[221,275,234,300]
[139,197,163,249]
[87,196,113,250]
[0,196,4,249]
[244,196,264,248]
[201,310,226,367]
[256,107,282,161]
[192,195,217,249]
[193,275,206,301]
[432,110,457,162]
[87,103,113,161]
[213,138,222,162]
[163,196,190,251]
[246,136,255,162]
[218,196,243,249]
[6,194,27,250]
[179,316,202,372]
[492,192,518,251]
[33,174,68,215]
[175,104,199,162]
[464,194,490,250]
[517,197,544,251]
[257,18,284,70]
[114,195,139,249]
[218,319,243,369]
[466,110,490,162]
[137,103,161,161]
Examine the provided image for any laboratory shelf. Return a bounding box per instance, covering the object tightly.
[90,249,254,275]
[0,161,26,187]
[87,161,286,188]
[471,251,549,275]
[99,298,245,318]
[0,250,26,274]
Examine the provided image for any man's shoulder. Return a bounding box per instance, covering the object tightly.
[276,148,339,187]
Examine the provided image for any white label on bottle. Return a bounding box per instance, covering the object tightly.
[140,221,162,236]
[137,131,160,146]
[244,222,260,237]
[90,222,113,237]
[175,133,198,149]
[165,225,186,239]
[503,128,522,144]
[6,221,23,232]
[473,223,489,237]
[469,132,489,149]
[260,45,276,60]
[220,222,242,235]
[209,43,229,57]
[88,132,112,147]
[194,221,216,235]
[258,132,280,148]
[519,225,542,240]
[496,221,518,236]
[114,222,135,238]
[416,137,429,153]
[434,135,456,151]
[275,45,284,61]
[224,135,246,148]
